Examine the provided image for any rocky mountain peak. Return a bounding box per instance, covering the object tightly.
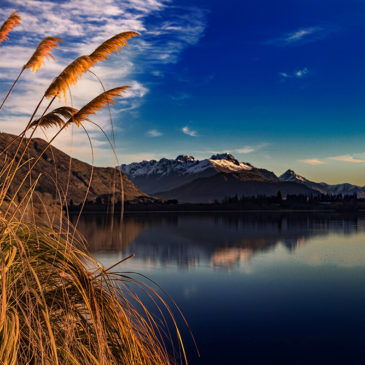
[210,153,239,165]
[175,155,195,162]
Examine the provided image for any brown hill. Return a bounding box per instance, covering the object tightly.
[0,132,147,205]
[156,172,319,203]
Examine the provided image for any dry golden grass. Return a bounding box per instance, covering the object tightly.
[30,106,78,129]
[0,11,21,45]
[70,86,130,126]
[90,31,139,62]
[24,37,63,72]
[45,32,138,101]
[0,10,190,365]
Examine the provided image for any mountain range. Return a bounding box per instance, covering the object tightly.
[120,154,365,203]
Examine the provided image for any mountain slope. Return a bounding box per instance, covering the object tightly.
[120,153,278,194]
[156,172,318,203]
[0,132,146,204]
[280,169,365,198]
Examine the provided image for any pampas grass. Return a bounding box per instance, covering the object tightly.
[0,11,20,45]
[24,36,63,72]
[46,32,138,101]
[69,86,130,126]
[30,106,78,129]
[0,218,180,364]
[0,11,190,365]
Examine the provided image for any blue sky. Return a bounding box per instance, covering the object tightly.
[1,0,365,184]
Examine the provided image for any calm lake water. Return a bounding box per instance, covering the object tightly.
[77,212,365,364]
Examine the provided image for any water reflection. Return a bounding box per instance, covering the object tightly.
[76,212,365,365]
[76,212,365,270]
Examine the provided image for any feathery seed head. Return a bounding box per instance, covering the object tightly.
[89,31,139,63]
[24,37,63,73]
[30,106,78,129]
[44,32,138,101]
[69,87,129,126]
[0,11,21,45]
[45,55,94,101]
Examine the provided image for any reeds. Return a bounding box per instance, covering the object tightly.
[0,219,178,364]
[46,31,138,101]
[24,36,63,72]
[0,10,189,365]
[0,11,21,45]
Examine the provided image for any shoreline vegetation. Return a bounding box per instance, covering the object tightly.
[0,11,189,364]
[67,193,365,214]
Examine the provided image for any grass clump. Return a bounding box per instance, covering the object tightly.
[0,219,175,364]
[0,10,189,364]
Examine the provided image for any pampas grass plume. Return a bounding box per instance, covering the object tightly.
[0,11,21,45]
[45,32,138,100]
[70,86,129,126]
[24,37,63,72]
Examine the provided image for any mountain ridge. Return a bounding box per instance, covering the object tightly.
[120,153,278,194]
[121,154,365,203]
[279,169,365,198]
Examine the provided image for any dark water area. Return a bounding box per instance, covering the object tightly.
[76,212,365,364]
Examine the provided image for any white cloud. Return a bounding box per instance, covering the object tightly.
[329,155,365,163]
[182,126,197,137]
[280,67,309,79]
[234,143,267,154]
[146,129,162,137]
[0,0,207,165]
[269,26,324,46]
[285,27,322,43]
[235,147,255,154]
[301,158,327,166]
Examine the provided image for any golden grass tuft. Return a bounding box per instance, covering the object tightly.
[0,219,180,364]
[24,37,63,72]
[69,86,130,126]
[45,55,94,100]
[0,11,21,45]
[90,31,139,62]
[30,106,78,129]
[0,12,189,364]
[45,32,138,101]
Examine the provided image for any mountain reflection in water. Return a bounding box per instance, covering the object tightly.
[75,213,365,270]
[75,212,365,365]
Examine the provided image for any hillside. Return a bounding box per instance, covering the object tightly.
[0,132,146,205]
[156,172,318,203]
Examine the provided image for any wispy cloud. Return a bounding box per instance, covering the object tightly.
[280,67,309,79]
[146,129,163,137]
[285,27,322,43]
[301,158,327,166]
[234,143,267,154]
[0,0,207,165]
[235,147,255,154]
[329,155,365,163]
[268,26,326,46]
[182,126,197,137]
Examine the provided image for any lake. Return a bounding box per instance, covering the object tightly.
[76,212,365,364]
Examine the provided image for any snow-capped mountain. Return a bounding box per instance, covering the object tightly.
[120,153,277,194]
[280,169,365,198]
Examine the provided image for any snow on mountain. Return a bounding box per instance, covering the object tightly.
[280,169,365,198]
[119,153,270,194]
[121,153,253,179]
[280,169,309,183]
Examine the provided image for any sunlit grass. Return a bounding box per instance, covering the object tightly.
[0,10,189,364]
